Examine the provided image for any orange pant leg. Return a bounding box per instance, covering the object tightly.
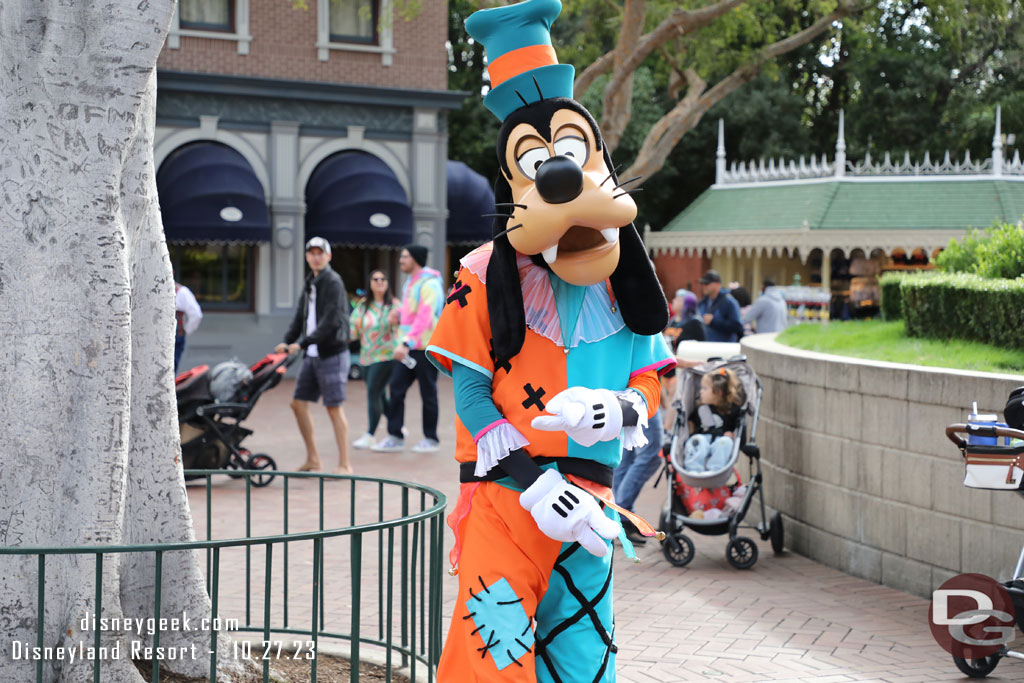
[438,482,562,683]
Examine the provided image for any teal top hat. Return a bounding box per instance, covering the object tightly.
[465,0,576,122]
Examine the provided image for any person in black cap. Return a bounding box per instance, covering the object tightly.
[276,237,353,473]
[372,244,445,453]
[697,269,743,342]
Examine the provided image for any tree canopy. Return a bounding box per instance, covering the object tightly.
[447,0,1023,229]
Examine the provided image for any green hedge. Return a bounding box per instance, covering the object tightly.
[879,272,911,320]
[900,272,1024,349]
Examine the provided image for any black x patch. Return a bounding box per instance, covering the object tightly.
[521,383,546,411]
[447,279,472,308]
[489,339,512,375]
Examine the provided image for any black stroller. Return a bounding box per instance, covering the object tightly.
[175,351,297,487]
[658,355,784,569]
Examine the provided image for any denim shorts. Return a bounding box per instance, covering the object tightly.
[294,352,349,407]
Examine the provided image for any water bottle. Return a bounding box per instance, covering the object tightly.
[967,401,1005,446]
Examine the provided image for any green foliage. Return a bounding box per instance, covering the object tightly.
[777,320,1024,373]
[878,271,911,320]
[446,0,501,182]
[900,271,1024,350]
[935,220,1024,280]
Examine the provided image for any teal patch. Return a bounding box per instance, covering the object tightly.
[465,576,535,671]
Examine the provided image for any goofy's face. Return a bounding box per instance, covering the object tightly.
[501,106,637,286]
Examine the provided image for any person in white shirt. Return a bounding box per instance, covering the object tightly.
[174,282,203,372]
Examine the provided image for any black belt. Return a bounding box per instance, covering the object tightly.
[460,456,614,488]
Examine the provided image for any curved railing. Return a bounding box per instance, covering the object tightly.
[0,470,447,683]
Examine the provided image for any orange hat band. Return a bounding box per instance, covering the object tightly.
[488,44,558,89]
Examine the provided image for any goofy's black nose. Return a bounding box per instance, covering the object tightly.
[535,156,583,204]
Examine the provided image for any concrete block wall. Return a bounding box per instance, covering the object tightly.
[741,334,1024,598]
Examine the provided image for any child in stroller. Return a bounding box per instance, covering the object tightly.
[175,351,297,487]
[683,368,746,475]
[659,356,783,569]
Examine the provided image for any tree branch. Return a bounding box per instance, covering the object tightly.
[601,0,748,103]
[601,0,647,150]
[623,4,855,181]
[573,51,615,99]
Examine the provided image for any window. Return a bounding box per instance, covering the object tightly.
[329,0,378,44]
[179,0,233,32]
[169,244,255,311]
[317,0,393,63]
[167,0,251,54]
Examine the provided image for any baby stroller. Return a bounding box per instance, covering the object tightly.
[942,386,1024,678]
[175,351,297,487]
[658,355,784,569]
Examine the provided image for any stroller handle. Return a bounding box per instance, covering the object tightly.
[946,423,1024,449]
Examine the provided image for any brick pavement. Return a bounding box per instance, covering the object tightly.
[184,375,1024,682]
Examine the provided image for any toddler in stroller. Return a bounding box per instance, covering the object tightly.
[659,356,784,569]
[683,368,746,474]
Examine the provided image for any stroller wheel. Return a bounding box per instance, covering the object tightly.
[246,454,277,487]
[726,536,759,570]
[953,654,1000,678]
[226,449,249,479]
[661,533,695,568]
[770,512,785,555]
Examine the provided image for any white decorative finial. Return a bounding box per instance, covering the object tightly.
[716,119,726,185]
[835,109,846,178]
[993,105,1003,177]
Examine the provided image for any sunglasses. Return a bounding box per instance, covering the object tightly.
[371,277,387,282]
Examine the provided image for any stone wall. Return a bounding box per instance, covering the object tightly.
[741,334,1024,598]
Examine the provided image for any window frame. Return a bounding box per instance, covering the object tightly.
[327,0,379,45]
[178,0,235,33]
[316,0,395,65]
[167,0,252,55]
[169,243,257,313]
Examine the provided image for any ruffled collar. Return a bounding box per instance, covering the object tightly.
[461,243,626,349]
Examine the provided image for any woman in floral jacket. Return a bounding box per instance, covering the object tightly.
[350,270,399,449]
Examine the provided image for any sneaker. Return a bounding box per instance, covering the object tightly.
[411,438,440,453]
[371,436,405,452]
[352,433,374,450]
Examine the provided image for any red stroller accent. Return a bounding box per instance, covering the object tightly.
[175,352,297,487]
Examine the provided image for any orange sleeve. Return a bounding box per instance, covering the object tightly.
[425,265,495,378]
[627,370,661,419]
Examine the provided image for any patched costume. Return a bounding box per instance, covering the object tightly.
[429,2,675,681]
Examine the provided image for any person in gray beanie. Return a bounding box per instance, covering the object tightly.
[372,244,445,453]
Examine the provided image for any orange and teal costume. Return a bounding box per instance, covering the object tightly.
[427,246,673,681]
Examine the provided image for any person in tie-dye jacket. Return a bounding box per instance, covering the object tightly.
[371,244,445,453]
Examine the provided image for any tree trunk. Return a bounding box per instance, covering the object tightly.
[0,2,244,681]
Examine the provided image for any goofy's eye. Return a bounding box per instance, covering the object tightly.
[516,146,551,181]
[553,136,588,166]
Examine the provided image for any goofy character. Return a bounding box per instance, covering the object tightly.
[426,1,675,680]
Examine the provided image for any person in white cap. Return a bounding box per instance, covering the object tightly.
[275,237,353,473]
[173,281,202,372]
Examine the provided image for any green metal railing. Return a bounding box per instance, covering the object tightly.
[1,470,447,683]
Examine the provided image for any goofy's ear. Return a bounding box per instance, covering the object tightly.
[486,175,527,367]
[605,148,669,336]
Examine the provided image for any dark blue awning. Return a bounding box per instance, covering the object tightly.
[305,151,414,248]
[157,142,271,244]
[446,161,495,245]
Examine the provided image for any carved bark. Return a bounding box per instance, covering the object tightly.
[0,2,244,681]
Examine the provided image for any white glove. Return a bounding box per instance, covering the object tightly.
[519,469,621,557]
[531,387,623,447]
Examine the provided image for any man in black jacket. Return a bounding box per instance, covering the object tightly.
[275,237,353,473]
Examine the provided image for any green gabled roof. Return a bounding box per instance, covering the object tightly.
[664,179,1024,233]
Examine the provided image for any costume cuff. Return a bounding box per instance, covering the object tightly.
[473,422,530,478]
[618,389,649,451]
